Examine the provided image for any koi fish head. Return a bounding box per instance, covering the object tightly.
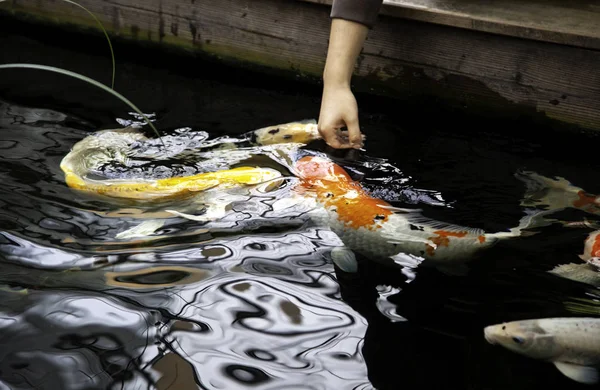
[484,320,562,360]
[293,156,394,229]
[294,156,352,183]
[253,120,321,145]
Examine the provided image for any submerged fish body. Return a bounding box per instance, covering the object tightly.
[60,120,320,200]
[530,175,600,286]
[549,263,600,287]
[548,230,600,287]
[518,171,600,217]
[251,119,320,145]
[580,230,600,264]
[484,317,600,384]
[292,156,532,265]
[291,156,600,269]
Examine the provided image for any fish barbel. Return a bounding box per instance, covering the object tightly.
[484,317,600,384]
[60,120,320,200]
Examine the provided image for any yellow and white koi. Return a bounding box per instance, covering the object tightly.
[60,120,320,200]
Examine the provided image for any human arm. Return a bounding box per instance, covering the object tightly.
[318,0,383,149]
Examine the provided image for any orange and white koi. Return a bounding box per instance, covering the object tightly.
[521,173,600,285]
[548,229,600,287]
[292,156,565,271]
[579,230,600,265]
[518,171,600,217]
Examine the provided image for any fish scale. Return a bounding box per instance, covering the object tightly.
[538,318,600,360]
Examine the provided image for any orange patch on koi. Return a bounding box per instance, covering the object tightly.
[433,230,468,238]
[478,235,486,243]
[294,156,393,229]
[573,191,600,212]
[426,244,436,256]
[592,234,600,258]
[426,230,469,256]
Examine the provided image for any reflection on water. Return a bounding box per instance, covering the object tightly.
[3,93,600,389]
[0,99,378,389]
[2,32,600,389]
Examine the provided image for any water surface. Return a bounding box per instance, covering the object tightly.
[1,18,600,390]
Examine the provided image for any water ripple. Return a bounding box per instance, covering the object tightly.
[0,99,374,389]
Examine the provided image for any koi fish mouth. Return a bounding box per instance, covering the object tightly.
[483,326,498,345]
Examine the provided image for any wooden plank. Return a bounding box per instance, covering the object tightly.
[303,0,600,50]
[0,0,599,132]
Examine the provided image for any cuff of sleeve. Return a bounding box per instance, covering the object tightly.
[330,0,384,29]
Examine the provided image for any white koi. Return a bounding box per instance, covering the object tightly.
[484,317,600,384]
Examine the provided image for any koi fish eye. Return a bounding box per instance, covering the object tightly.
[512,336,526,345]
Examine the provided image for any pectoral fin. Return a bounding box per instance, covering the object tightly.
[166,205,227,222]
[330,247,358,273]
[115,220,165,239]
[553,361,599,384]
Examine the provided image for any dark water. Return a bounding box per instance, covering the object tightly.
[2,16,600,390]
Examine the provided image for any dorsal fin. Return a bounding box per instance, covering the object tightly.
[379,231,438,247]
[397,212,486,236]
[376,205,423,213]
[376,204,485,236]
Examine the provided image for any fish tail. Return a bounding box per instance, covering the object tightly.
[496,209,556,238]
[481,171,577,240]
[515,170,590,211]
[507,170,597,234]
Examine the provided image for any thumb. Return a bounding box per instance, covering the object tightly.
[345,116,363,149]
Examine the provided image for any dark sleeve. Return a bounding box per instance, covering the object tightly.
[330,0,384,29]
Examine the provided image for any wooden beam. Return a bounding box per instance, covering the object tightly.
[0,0,599,132]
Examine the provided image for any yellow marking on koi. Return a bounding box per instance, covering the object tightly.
[64,166,282,200]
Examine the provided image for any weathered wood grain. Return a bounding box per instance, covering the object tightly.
[361,14,600,129]
[304,0,600,50]
[0,0,599,131]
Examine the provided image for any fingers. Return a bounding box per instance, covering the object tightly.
[317,85,365,149]
[345,116,363,149]
[318,125,346,149]
[321,126,365,149]
[318,125,364,149]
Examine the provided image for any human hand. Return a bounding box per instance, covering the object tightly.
[317,84,364,149]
